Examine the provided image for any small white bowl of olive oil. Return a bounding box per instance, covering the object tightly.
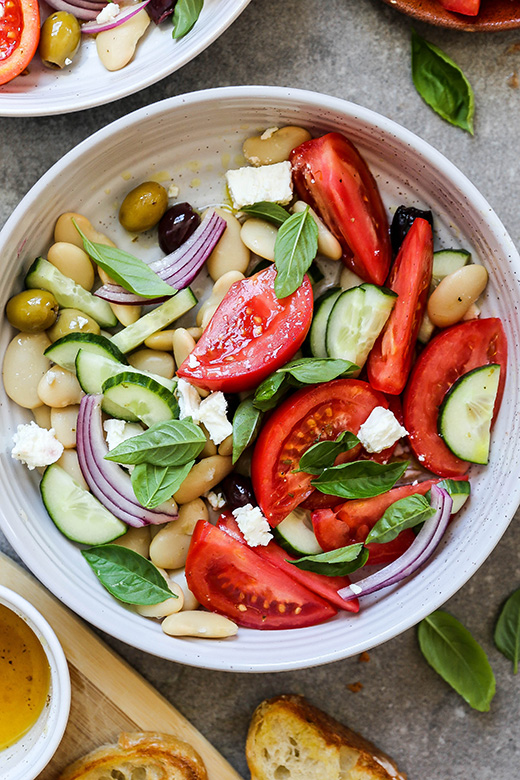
[0,585,70,780]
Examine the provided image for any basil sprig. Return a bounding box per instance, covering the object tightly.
[274,207,318,298]
[82,545,175,605]
[411,30,474,134]
[172,0,203,39]
[296,431,360,474]
[418,610,495,712]
[494,588,520,674]
[240,202,291,226]
[366,493,434,545]
[232,397,263,464]
[288,543,369,577]
[74,222,176,299]
[105,419,205,466]
[311,460,408,500]
[131,461,194,508]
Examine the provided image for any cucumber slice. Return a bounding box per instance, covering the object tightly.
[41,464,126,544]
[110,288,197,354]
[45,333,128,372]
[102,372,179,427]
[272,508,323,557]
[75,350,175,396]
[438,364,500,464]
[436,479,471,513]
[308,287,342,358]
[25,257,117,328]
[325,284,397,369]
[433,249,471,281]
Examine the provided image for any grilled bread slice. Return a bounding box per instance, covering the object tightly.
[246,695,406,780]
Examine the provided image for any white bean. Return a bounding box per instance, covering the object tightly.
[243,126,312,166]
[172,328,196,369]
[292,201,342,260]
[340,267,364,289]
[3,332,51,409]
[112,525,151,558]
[186,326,203,341]
[54,213,116,248]
[144,329,175,352]
[56,449,88,490]
[240,218,277,261]
[110,303,142,327]
[149,521,193,570]
[37,367,83,408]
[427,264,488,328]
[96,10,150,71]
[167,568,200,611]
[177,498,209,535]
[47,308,101,342]
[218,434,234,457]
[136,576,184,618]
[50,405,80,448]
[128,348,174,379]
[47,242,95,290]
[200,430,218,458]
[173,455,233,505]
[32,405,52,429]
[206,207,250,281]
[196,271,244,329]
[162,611,238,638]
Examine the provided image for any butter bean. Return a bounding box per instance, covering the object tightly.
[186,326,203,341]
[177,498,209,535]
[167,568,200,611]
[240,218,277,261]
[200,429,218,458]
[427,264,488,328]
[96,10,150,71]
[173,455,233,505]
[32,405,52,429]
[243,126,312,166]
[98,266,117,285]
[162,611,238,638]
[196,271,244,329]
[54,213,116,248]
[37,367,83,408]
[128,348,174,379]
[172,328,196,369]
[3,332,51,409]
[292,201,342,260]
[47,308,100,342]
[50,404,80,448]
[144,329,175,352]
[149,521,193,570]
[47,242,95,290]
[340,267,364,289]
[136,574,184,618]
[206,208,250,281]
[112,525,151,558]
[56,449,88,490]
[218,434,234,457]
[110,303,142,327]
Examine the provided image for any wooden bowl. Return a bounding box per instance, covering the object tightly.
[381,0,520,31]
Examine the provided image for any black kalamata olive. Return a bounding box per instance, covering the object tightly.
[390,206,434,255]
[221,474,256,510]
[146,0,176,25]
[158,202,201,254]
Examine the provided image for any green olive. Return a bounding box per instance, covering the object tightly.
[119,182,169,233]
[47,308,100,342]
[6,289,59,333]
[39,12,81,70]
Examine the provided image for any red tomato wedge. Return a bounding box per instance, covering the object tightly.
[403,318,507,477]
[438,0,480,15]
[290,132,391,285]
[251,378,390,526]
[367,218,433,395]
[0,0,39,86]
[217,512,359,613]
[177,265,313,393]
[185,520,337,629]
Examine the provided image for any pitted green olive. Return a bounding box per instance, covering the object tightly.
[6,289,59,333]
[119,182,169,233]
[39,12,81,70]
[47,308,100,342]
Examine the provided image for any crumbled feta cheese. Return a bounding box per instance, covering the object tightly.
[349,583,362,595]
[225,161,293,209]
[176,378,202,421]
[168,183,180,199]
[96,2,120,24]
[103,419,143,451]
[232,503,273,547]
[205,490,225,510]
[188,353,200,368]
[260,126,279,140]
[198,392,233,445]
[11,422,63,470]
[357,406,408,454]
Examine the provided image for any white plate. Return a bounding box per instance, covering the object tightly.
[1,86,520,672]
[0,0,251,116]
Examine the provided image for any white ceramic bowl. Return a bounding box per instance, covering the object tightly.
[0,585,70,779]
[0,0,251,116]
[1,86,519,672]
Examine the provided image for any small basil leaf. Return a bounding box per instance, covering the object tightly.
[253,372,289,411]
[131,461,194,508]
[240,202,291,227]
[311,460,408,499]
[172,0,203,38]
[73,221,176,298]
[411,30,474,134]
[274,207,319,298]
[366,494,435,545]
[105,419,205,466]
[296,431,360,474]
[418,610,495,712]
[232,397,263,464]
[279,357,359,384]
[82,545,174,605]
[494,588,520,674]
[288,543,369,576]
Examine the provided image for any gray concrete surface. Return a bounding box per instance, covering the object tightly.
[1,1,520,777]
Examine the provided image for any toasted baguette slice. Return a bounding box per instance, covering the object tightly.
[246,695,406,780]
[57,731,208,780]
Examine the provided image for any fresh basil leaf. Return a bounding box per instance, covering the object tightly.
[73,221,176,298]
[366,494,435,545]
[494,588,520,674]
[311,460,408,499]
[131,461,194,508]
[105,419,205,466]
[288,543,369,576]
[172,0,203,38]
[232,397,263,464]
[82,545,174,605]
[296,431,360,474]
[253,372,289,411]
[418,610,495,712]
[411,30,474,134]
[278,357,359,384]
[240,202,291,227]
[274,207,319,298]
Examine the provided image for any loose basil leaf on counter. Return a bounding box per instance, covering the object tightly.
[240,202,291,226]
[232,397,263,464]
[172,0,203,39]
[82,545,175,605]
[105,418,206,466]
[411,30,474,134]
[131,461,194,509]
[278,357,359,384]
[418,610,495,712]
[253,372,289,411]
[366,494,435,545]
[288,543,369,577]
[494,588,520,674]
[73,221,176,299]
[274,207,319,298]
[311,460,409,499]
[296,431,360,474]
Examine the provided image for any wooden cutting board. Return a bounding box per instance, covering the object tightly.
[0,554,244,780]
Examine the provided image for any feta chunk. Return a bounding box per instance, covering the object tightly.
[232,503,273,547]
[198,392,233,445]
[261,126,279,140]
[176,378,201,421]
[225,161,293,209]
[11,421,63,470]
[205,490,225,510]
[103,419,143,451]
[96,2,120,24]
[168,183,180,199]
[357,406,408,454]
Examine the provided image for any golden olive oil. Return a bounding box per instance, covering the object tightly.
[0,603,51,750]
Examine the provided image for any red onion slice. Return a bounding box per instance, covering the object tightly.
[81,0,151,33]
[45,0,100,20]
[337,485,453,601]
